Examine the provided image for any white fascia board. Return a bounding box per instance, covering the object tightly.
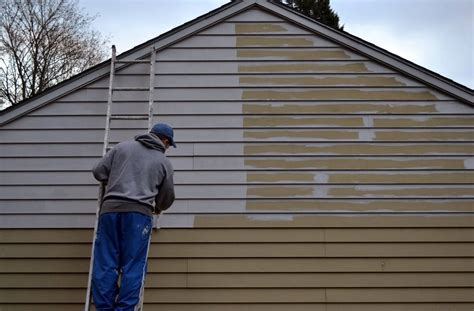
[257,0,473,105]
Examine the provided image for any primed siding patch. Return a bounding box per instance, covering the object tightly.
[247,186,314,197]
[191,214,300,227]
[244,158,466,169]
[247,215,295,221]
[193,215,474,228]
[238,63,371,73]
[235,23,288,33]
[243,116,364,127]
[373,116,474,127]
[237,37,314,47]
[239,76,405,86]
[242,89,438,101]
[245,200,474,212]
[242,103,438,114]
[247,173,314,182]
[243,130,359,140]
[328,172,474,184]
[237,49,351,60]
[328,186,474,198]
[374,131,474,141]
[435,102,474,113]
[244,143,474,155]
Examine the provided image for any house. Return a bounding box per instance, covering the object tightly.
[1,0,473,310]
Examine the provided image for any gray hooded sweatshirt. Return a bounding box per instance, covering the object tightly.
[92,133,175,216]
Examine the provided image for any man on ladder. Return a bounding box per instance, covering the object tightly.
[90,123,176,310]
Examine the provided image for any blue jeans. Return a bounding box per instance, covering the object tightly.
[92,212,152,311]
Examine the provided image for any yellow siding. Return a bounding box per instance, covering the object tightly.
[1,228,473,310]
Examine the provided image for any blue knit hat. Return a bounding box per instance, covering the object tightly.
[150,123,176,148]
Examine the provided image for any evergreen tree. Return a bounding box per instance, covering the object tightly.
[278,0,343,30]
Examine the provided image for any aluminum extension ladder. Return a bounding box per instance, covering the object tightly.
[84,45,159,311]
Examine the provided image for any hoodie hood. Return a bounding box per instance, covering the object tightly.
[135,133,166,153]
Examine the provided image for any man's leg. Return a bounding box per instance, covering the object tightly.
[116,212,152,310]
[91,213,120,311]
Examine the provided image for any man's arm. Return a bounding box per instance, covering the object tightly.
[155,167,175,213]
[92,148,115,182]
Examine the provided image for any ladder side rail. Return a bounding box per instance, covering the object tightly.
[139,46,158,311]
[138,215,154,311]
[102,45,117,155]
[147,47,157,132]
[84,45,117,311]
[148,46,162,234]
[150,47,163,234]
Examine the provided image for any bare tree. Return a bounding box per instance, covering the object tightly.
[0,0,108,108]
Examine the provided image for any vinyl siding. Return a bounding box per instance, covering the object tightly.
[0,6,473,310]
[1,228,474,310]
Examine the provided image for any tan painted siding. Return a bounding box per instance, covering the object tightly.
[1,228,473,310]
[0,6,473,310]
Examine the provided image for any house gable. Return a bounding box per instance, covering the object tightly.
[1,4,473,227]
[0,2,473,309]
[0,0,472,127]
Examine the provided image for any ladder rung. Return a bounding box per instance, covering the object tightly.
[113,87,149,91]
[115,60,149,64]
[110,115,149,120]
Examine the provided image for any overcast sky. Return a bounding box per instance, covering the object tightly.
[81,0,473,89]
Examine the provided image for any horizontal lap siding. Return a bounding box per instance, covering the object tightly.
[0,228,473,310]
[4,115,474,129]
[0,7,473,310]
